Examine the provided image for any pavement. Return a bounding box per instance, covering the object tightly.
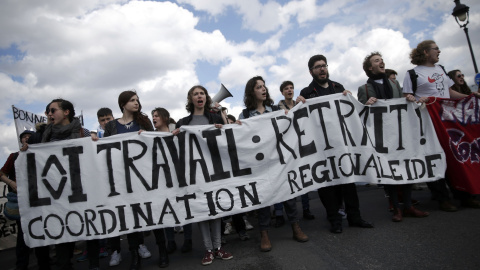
[2,184,480,270]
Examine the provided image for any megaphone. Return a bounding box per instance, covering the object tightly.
[212,83,233,103]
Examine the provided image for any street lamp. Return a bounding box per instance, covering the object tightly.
[452,0,478,73]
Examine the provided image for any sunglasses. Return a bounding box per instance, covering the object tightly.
[457,74,464,78]
[46,108,61,114]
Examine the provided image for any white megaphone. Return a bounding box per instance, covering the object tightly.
[212,84,233,103]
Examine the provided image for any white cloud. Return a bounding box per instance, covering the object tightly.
[177,0,288,33]
[268,25,413,99]
[0,0,240,163]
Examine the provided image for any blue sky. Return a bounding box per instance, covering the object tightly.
[1,0,479,166]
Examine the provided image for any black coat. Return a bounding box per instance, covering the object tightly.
[299,79,345,99]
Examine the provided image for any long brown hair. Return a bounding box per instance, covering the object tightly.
[118,90,153,131]
[243,76,274,110]
[185,85,212,113]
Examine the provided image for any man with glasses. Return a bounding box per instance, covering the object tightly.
[296,54,374,234]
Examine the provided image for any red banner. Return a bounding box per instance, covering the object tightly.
[427,95,480,194]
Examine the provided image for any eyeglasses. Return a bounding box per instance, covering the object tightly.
[312,64,328,70]
[46,108,61,114]
[428,47,440,51]
[457,74,464,78]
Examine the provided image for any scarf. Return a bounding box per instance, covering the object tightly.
[367,73,393,100]
[42,118,82,142]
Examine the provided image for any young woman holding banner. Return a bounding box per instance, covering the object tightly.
[103,90,168,269]
[151,107,195,257]
[238,76,309,252]
[173,85,233,266]
[35,99,85,269]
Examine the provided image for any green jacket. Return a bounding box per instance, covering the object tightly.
[357,79,403,104]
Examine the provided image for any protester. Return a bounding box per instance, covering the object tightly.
[104,90,154,269]
[152,106,192,259]
[145,107,177,268]
[16,105,53,269]
[402,40,480,211]
[174,85,233,266]
[357,52,429,222]
[448,69,472,95]
[1,131,39,270]
[20,99,85,269]
[297,55,374,233]
[275,80,315,222]
[239,76,309,251]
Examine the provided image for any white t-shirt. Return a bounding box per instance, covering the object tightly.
[403,65,454,100]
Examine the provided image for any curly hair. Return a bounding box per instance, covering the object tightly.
[50,99,75,122]
[185,85,212,113]
[118,90,153,131]
[362,51,382,77]
[243,76,274,110]
[410,40,436,65]
[448,69,472,95]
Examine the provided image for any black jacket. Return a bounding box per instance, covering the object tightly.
[176,111,224,128]
[299,79,345,100]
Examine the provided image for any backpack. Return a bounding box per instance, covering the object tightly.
[408,64,447,94]
[242,105,280,119]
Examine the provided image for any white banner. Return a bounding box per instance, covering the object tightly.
[12,105,47,143]
[15,94,446,247]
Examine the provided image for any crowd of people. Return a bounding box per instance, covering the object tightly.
[1,39,479,269]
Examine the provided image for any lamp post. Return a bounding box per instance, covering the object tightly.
[452,0,478,74]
